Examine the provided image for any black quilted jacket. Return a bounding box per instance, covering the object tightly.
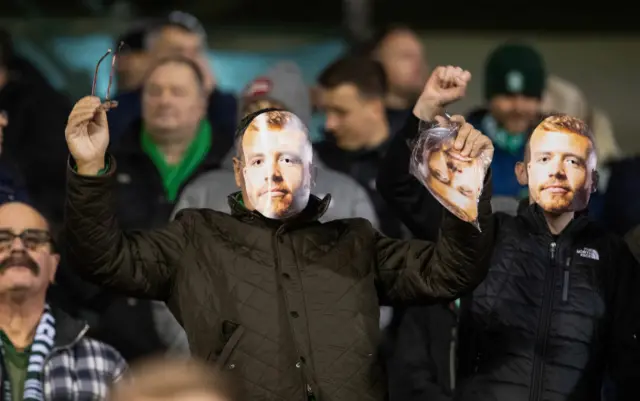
[455,205,640,401]
[63,151,494,401]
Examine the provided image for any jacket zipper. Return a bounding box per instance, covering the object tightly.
[529,241,557,401]
[562,257,571,303]
[449,325,457,391]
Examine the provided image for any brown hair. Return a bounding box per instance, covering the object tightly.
[317,55,387,99]
[524,113,596,163]
[246,109,292,133]
[234,108,310,160]
[537,113,594,140]
[108,357,237,401]
[143,55,206,91]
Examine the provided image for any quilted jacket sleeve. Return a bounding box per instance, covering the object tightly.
[64,155,191,301]
[374,182,494,303]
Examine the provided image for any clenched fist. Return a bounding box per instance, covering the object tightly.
[413,66,471,122]
[65,96,110,175]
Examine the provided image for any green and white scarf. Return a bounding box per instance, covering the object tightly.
[0,304,56,401]
[481,114,526,155]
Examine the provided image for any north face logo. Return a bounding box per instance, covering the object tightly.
[576,247,600,261]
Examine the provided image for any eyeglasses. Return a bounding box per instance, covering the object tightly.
[92,41,124,111]
[0,229,52,252]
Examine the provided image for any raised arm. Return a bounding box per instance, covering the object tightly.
[378,66,478,242]
[375,172,493,303]
[375,66,497,302]
[64,96,190,300]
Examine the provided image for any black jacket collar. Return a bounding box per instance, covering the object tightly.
[518,202,590,237]
[226,192,331,230]
[51,307,89,348]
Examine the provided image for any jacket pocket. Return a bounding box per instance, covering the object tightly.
[216,320,245,370]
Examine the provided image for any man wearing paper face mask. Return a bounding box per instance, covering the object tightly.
[236,110,313,219]
[378,75,640,400]
[512,114,595,213]
[62,90,496,400]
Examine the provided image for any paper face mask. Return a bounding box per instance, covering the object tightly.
[241,110,313,220]
[410,121,490,230]
[527,128,595,214]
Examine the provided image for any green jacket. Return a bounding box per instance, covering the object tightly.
[63,155,495,401]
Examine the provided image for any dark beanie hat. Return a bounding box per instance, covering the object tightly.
[484,43,547,100]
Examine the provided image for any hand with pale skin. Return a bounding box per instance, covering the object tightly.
[65,96,109,175]
[414,65,494,164]
[413,65,471,122]
[434,115,494,163]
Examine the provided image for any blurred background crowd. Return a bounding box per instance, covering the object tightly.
[0,1,639,400]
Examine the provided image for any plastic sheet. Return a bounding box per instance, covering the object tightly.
[409,116,491,230]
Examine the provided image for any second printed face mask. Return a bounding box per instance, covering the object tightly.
[410,119,490,230]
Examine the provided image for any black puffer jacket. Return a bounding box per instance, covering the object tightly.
[377,114,640,401]
[455,205,640,401]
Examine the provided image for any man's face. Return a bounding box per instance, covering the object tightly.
[236,112,313,219]
[150,26,204,60]
[527,129,594,214]
[320,83,383,150]
[376,30,427,100]
[116,51,150,92]
[142,62,206,138]
[489,94,541,134]
[421,143,483,222]
[0,203,58,296]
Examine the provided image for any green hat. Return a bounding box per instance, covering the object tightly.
[484,43,547,100]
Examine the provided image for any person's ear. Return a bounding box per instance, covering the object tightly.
[233,157,243,187]
[515,161,528,185]
[363,97,385,119]
[591,169,599,193]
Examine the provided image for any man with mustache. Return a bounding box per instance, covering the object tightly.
[0,202,126,401]
[377,71,640,400]
[62,65,496,401]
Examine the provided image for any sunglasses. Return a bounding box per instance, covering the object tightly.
[92,41,125,111]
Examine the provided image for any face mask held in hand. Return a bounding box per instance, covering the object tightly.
[410,115,492,231]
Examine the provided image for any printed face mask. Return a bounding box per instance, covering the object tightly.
[527,129,594,214]
[241,110,313,219]
[410,122,490,231]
